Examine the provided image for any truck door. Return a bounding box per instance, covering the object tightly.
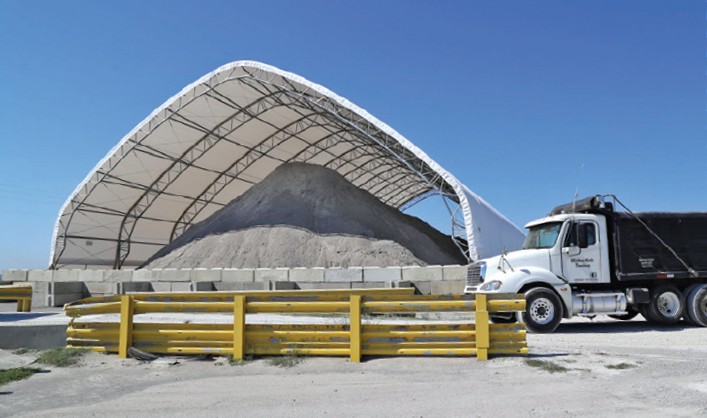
[561,221,603,283]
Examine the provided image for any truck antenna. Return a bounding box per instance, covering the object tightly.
[572,164,584,213]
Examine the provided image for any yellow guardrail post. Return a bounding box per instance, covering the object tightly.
[233,295,246,360]
[349,295,362,363]
[118,295,134,358]
[475,294,489,360]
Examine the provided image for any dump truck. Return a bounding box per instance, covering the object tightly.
[466,195,707,333]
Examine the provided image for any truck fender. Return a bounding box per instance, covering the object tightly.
[509,267,573,319]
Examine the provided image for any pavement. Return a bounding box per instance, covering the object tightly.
[0,313,705,418]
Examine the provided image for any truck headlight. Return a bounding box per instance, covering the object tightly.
[479,280,502,291]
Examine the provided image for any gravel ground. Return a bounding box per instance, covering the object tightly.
[1,316,705,418]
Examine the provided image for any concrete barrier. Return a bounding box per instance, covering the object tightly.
[2,270,28,282]
[222,268,254,282]
[363,267,401,282]
[325,268,363,283]
[443,265,468,281]
[190,268,222,282]
[254,268,289,282]
[4,264,471,307]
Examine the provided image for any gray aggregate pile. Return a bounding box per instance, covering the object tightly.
[142,162,466,269]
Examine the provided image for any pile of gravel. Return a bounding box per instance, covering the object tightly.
[141,163,466,269]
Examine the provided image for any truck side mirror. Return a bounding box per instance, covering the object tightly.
[577,224,589,249]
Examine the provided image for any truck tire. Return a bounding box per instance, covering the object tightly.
[682,284,701,326]
[685,284,707,327]
[608,309,639,321]
[490,313,518,324]
[522,287,563,333]
[644,285,686,326]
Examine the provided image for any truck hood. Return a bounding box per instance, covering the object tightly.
[483,249,551,282]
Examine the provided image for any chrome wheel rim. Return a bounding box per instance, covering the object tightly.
[530,298,554,325]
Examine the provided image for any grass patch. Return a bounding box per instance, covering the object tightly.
[605,363,637,370]
[12,348,29,355]
[524,359,569,373]
[227,355,254,366]
[266,355,305,368]
[0,367,42,386]
[36,348,88,367]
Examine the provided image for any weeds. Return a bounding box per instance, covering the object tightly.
[36,348,89,367]
[525,359,569,373]
[12,348,29,355]
[266,354,305,368]
[0,367,42,386]
[605,363,637,370]
[227,355,254,366]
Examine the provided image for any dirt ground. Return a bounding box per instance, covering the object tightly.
[1,316,706,418]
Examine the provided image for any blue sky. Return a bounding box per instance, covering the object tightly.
[0,1,704,271]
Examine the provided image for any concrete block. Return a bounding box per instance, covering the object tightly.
[222,269,254,283]
[442,265,468,282]
[30,282,50,293]
[78,270,105,282]
[118,282,153,293]
[272,281,298,290]
[150,282,171,292]
[84,282,118,295]
[289,267,325,282]
[192,282,215,291]
[352,282,391,289]
[431,280,465,295]
[402,266,443,282]
[31,292,47,308]
[297,282,352,290]
[105,270,133,283]
[170,282,192,292]
[46,292,84,307]
[51,270,80,282]
[363,267,401,283]
[325,268,363,283]
[255,268,289,282]
[49,282,84,294]
[397,280,432,295]
[28,270,53,282]
[2,270,28,282]
[154,269,190,282]
[132,270,153,282]
[213,281,269,291]
[190,268,222,282]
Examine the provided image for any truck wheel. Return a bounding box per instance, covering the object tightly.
[608,309,639,321]
[522,287,563,333]
[685,284,707,327]
[490,313,518,324]
[644,285,686,326]
[682,284,701,326]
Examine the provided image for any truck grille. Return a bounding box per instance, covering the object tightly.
[466,263,482,286]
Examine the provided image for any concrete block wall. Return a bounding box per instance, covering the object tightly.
[2,264,468,307]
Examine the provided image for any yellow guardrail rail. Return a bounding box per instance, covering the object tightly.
[0,284,32,312]
[66,289,527,361]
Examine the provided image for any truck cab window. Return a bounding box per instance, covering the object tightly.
[565,222,597,247]
[522,222,563,249]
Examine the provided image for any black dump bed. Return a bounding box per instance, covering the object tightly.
[612,212,707,281]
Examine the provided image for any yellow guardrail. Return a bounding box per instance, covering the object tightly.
[0,284,32,312]
[66,289,527,361]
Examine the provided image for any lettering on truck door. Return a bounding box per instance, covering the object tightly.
[561,221,602,283]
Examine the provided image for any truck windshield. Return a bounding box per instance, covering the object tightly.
[522,222,563,249]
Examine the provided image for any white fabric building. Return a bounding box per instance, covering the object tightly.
[50,61,525,269]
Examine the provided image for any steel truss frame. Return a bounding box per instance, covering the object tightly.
[51,63,472,269]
